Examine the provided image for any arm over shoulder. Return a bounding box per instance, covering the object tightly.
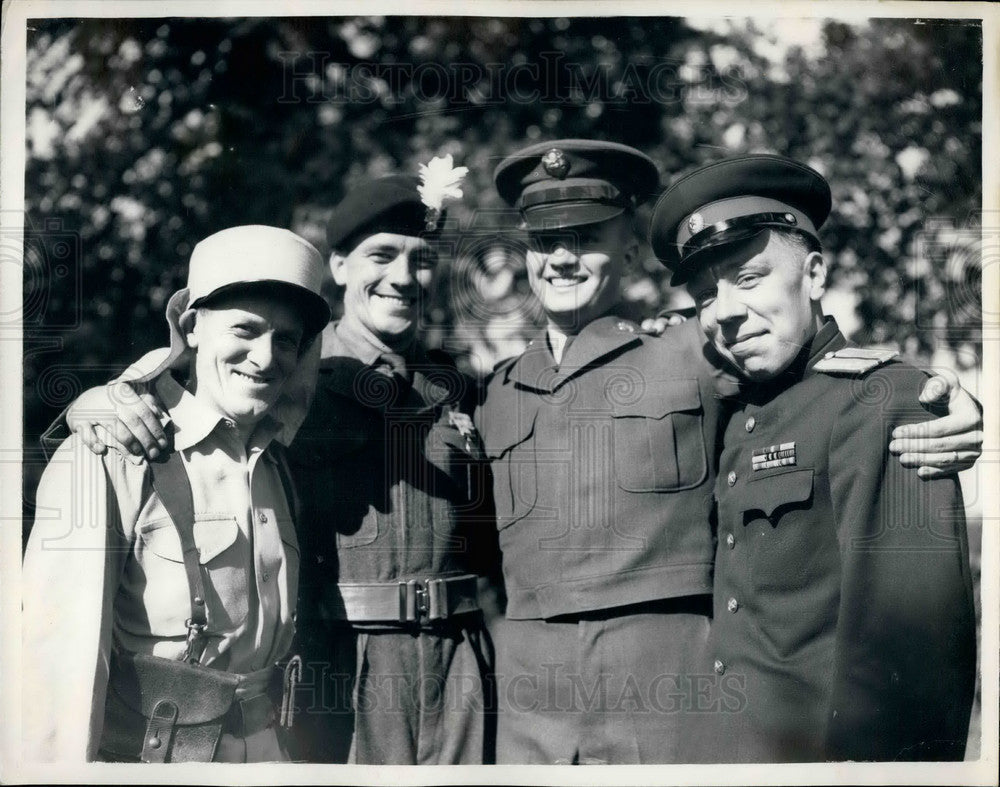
[825,365,976,760]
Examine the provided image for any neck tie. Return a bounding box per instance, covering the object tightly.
[377,352,412,384]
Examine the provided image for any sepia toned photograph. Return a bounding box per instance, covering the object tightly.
[1,1,996,784]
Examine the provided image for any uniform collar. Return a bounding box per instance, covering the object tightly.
[317,319,451,412]
[321,316,420,368]
[804,316,847,372]
[155,373,283,452]
[506,312,642,393]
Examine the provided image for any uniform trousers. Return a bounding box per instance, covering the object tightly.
[292,613,495,764]
[495,596,712,764]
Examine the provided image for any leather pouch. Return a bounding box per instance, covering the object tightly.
[99,649,240,763]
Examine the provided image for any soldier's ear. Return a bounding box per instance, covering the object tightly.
[617,217,640,269]
[329,252,347,286]
[805,252,827,301]
[622,236,640,269]
[179,308,199,349]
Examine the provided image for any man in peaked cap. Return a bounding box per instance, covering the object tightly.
[649,153,976,761]
[480,139,728,764]
[25,225,330,762]
[479,141,981,764]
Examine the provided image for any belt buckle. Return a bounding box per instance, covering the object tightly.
[399,579,446,623]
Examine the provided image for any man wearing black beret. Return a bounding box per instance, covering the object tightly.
[287,161,498,765]
[480,140,981,764]
[650,153,977,761]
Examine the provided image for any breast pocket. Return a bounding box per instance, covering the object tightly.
[333,469,381,549]
[134,515,250,636]
[739,468,835,656]
[611,379,708,492]
[482,411,537,530]
[741,468,818,593]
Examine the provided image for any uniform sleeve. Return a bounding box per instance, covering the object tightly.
[22,437,130,762]
[39,348,175,459]
[825,368,976,761]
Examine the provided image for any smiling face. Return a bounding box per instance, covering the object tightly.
[184,293,305,430]
[525,214,637,333]
[331,232,437,349]
[686,230,827,381]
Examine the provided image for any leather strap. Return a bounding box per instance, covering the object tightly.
[224,693,274,737]
[149,453,209,664]
[141,700,178,763]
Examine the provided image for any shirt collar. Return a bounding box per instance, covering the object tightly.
[155,373,283,452]
[322,316,418,367]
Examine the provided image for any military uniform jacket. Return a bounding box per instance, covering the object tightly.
[706,318,975,761]
[289,322,495,622]
[478,314,734,620]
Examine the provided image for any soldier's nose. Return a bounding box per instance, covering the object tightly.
[714,283,747,323]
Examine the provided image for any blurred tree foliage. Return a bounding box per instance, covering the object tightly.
[22,15,983,507]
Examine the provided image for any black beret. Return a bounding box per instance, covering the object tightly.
[649,154,832,285]
[326,174,444,253]
[494,139,660,230]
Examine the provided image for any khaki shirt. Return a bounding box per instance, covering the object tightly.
[22,375,299,762]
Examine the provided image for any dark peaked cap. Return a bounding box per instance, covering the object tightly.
[327,174,444,253]
[650,153,832,285]
[494,139,660,230]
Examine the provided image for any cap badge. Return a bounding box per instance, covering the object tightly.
[541,148,570,179]
[417,154,469,231]
[687,212,705,234]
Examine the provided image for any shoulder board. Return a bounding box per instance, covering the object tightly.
[813,347,899,376]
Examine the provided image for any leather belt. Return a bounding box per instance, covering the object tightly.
[224,693,274,737]
[223,665,281,737]
[325,574,481,624]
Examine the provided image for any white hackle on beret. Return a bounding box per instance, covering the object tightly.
[417,154,468,230]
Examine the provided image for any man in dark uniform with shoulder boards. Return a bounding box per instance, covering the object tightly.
[649,153,976,761]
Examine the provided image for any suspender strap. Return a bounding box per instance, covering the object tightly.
[149,452,210,664]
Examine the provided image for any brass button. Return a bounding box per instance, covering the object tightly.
[726,533,736,549]
[727,597,739,613]
[148,736,161,749]
[727,471,737,487]
[745,416,756,433]
[714,659,726,675]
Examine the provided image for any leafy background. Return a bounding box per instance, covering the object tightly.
[19,14,984,754]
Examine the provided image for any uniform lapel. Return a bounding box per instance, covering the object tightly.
[552,315,642,389]
[507,315,643,393]
[506,336,560,393]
